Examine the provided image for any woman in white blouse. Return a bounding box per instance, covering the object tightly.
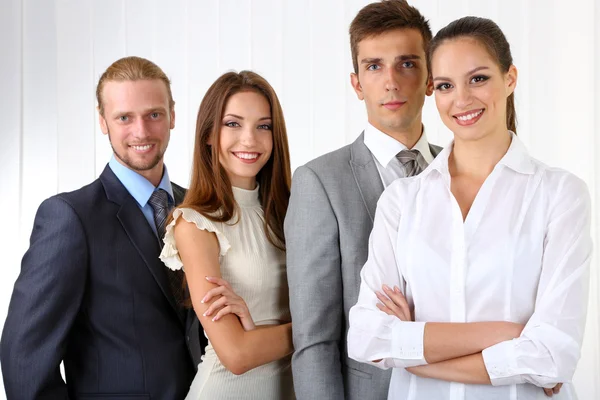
[348,16,592,400]
[159,71,294,399]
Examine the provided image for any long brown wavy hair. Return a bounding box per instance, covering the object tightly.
[177,71,291,251]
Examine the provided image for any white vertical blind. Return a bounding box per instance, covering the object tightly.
[0,0,597,398]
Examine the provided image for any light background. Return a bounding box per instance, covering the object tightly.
[0,0,598,398]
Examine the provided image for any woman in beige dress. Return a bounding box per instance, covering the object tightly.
[160,71,294,399]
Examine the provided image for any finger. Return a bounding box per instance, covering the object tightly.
[376,291,408,320]
[553,384,562,394]
[212,306,233,321]
[382,285,411,320]
[201,285,228,303]
[205,276,232,290]
[203,296,229,317]
[543,388,553,397]
[376,302,395,316]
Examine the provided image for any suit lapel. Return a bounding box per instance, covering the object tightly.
[349,133,384,223]
[100,166,184,326]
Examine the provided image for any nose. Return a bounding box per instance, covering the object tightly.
[131,118,151,139]
[239,126,258,147]
[385,68,399,92]
[455,85,473,109]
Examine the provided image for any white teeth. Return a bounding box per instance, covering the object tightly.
[235,152,259,160]
[456,109,483,121]
[131,144,152,151]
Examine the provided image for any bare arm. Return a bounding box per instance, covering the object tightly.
[174,219,293,375]
[373,285,522,364]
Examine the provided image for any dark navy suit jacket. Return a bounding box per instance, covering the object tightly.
[1,165,205,399]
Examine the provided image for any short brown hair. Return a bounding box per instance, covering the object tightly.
[96,56,175,116]
[349,0,432,73]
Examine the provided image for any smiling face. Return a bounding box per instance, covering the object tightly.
[350,28,432,141]
[217,90,273,190]
[99,79,174,185]
[431,37,517,142]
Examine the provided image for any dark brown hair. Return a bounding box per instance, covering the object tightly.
[349,0,432,74]
[96,56,174,116]
[177,71,291,252]
[428,16,517,133]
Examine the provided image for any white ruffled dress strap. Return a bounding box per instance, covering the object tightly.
[159,207,231,271]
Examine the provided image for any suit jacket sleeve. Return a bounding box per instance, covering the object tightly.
[285,165,345,399]
[1,196,88,399]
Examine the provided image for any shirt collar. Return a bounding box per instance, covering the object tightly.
[423,131,535,179]
[363,123,434,168]
[108,156,174,207]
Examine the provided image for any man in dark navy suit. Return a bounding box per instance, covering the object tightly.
[1,56,203,399]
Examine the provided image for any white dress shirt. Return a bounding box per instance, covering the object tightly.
[363,123,434,187]
[348,133,592,400]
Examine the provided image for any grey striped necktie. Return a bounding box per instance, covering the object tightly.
[396,149,428,177]
[148,189,170,240]
[148,189,185,308]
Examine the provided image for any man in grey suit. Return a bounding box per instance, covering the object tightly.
[285,1,441,399]
[1,56,205,399]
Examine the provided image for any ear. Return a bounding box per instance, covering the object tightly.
[425,75,434,96]
[506,65,518,96]
[350,72,364,101]
[98,107,109,136]
[169,106,176,130]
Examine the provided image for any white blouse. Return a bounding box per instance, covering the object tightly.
[348,133,592,400]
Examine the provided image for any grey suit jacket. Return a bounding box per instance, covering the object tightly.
[285,133,442,400]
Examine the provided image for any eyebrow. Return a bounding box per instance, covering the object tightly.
[433,66,490,82]
[360,54,422,65]
[223,113,272,121]
[111,107,167,117]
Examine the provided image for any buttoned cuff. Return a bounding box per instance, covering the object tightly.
[482,340,525,386]
[389,320,427,368]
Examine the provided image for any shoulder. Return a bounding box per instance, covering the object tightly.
[303,144,353,174]
[292,144,354,189]
[534,162,591,212]
[37,179,104,218]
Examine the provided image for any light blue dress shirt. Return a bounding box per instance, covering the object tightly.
[109,156,174,238]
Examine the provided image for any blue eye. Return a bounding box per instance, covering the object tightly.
[150,112,160,119]
[402,61,415,68]
[119,115,129,122]
[258,124,272,130]
[225,121,240,128]
[367,64,380,71]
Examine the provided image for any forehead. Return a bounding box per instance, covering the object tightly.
[102,79,170,111]
[431,37,498,75]
[357,28,425,58]
[224,90,271,115]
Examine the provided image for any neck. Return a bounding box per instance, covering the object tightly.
[449,129,511,179]
[132,160,164,187]
[370,120,423,149]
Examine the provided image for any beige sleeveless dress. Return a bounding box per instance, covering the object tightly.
[160,185,294,400]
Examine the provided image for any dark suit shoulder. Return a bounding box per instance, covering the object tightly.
[49,178,106,212]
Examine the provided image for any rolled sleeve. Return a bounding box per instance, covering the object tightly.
[482,174,592,387]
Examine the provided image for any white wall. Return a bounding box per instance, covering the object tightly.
[0,0,598,398]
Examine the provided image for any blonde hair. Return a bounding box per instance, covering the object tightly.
[96,56,175,116]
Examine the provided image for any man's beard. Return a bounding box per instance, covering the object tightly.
[107,128,166,172]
